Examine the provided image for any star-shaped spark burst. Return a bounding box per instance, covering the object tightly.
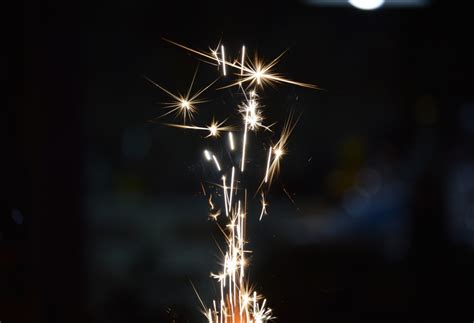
[144,67,217,124]
[162,38,320,91]
[238,90,273,132]
[261,111,300,190]
[164,118,233,138]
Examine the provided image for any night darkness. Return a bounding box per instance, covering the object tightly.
[5,0,474,322]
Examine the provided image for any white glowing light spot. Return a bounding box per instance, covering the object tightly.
[181,100,190,109]
[274,147,283,159]
[204,150,212,161]
[349,0,384,10]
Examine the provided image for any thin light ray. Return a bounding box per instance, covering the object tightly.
[212,155,221,171]
[229,167,235,213]
[164,120,232,138]
[222,176,229,216]
[241,110,249,172]
[144,71,218,124]
[259,192,268,221]
[241,46,245,76]
[263,147,272,183]
[228,132,235,150]
[221,45,227,76]
[162,38,320,90]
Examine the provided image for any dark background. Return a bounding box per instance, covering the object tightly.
[5,0,474,322]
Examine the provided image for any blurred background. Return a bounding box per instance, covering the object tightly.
[5,0,474,321]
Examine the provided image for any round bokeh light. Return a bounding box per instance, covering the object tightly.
[349,0,385,10]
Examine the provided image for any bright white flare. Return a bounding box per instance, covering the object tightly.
[349,0,385,10]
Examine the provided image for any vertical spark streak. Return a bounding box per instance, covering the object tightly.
[221,45,226,76]
[213,155,222,171]
[229,167,235,213]
[213,300,218,323]
[264,147,272,183]
[241,109,249,172]
[241,45,245,76]
[259,192,268,221]
[253,292,257,319]
[220,299,223,323]
[222,176,229,217]
[228,132,235,151]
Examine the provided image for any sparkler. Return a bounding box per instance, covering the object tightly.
[152,39,318,322]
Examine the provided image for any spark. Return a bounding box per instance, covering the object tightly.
[164,119,232,138]
[259,192,268,221]
[238,92,272,132]
[282,185,296,205]
[228,132,235,150]
[264,147,272,183]
[260,112,300,190]
[210,39,222,66]
[212,155,222,171]
[221,45,227,76]
[144,69,217,124]
[210,209,221,221]
[209,194,215,210]
[162,38,320,90]
[209,194,221,220]
[241,109,249,172]
[204,149,212,161]
[229,167,235,213]
[274,147,283,159]
[241,45,246,77]
[222,176,229,216]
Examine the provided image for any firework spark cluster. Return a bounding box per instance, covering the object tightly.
[148,39,317,323]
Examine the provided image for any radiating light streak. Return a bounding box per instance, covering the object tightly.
[144,71,218,124]
[229,167,235,213]
[259,192,268,221]
[164,119,232,138]
[210,40,222,67]
[221,45,227,76]
[282,185,296,205]
[228,132,235,150]
[162,38,320,90]
[241,45,246,76]
[259,112,300,191]
[264,147,272,183]
[212,155,222,171]
[222,176,229,217]
[241,109,249,172]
